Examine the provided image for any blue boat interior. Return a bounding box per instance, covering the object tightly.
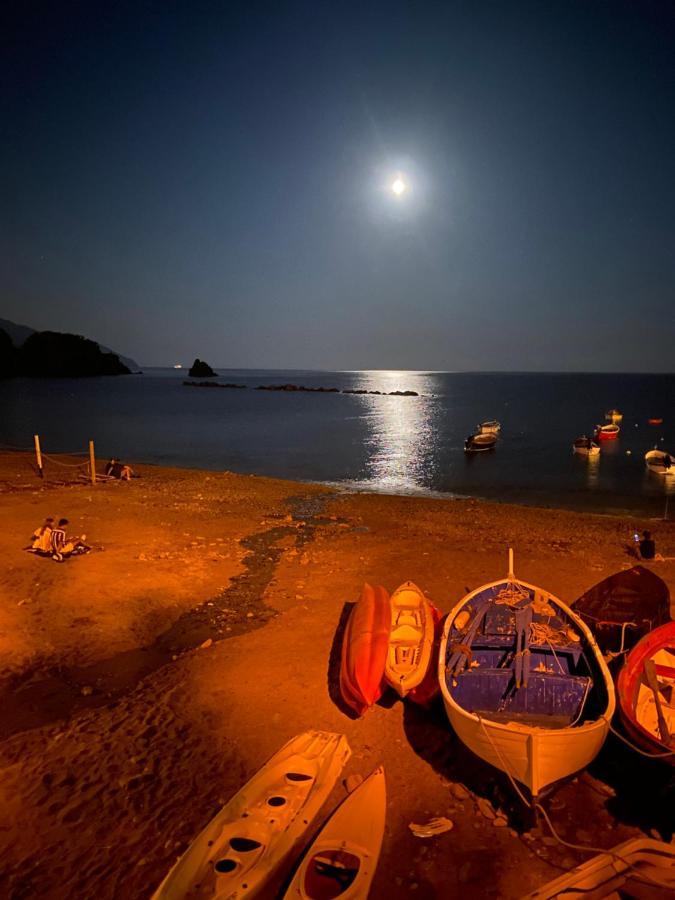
[446,582,607,728]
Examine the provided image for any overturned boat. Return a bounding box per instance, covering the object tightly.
[573,566,670,658]
[438,551,615,798]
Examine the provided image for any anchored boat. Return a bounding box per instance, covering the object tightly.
[438,551,615,798]
[617,621,675,763]
[645,448,674,476]
[384,581,435,698]
[478,420,501,435]
[595,423,620,441]
[605,408,623,424]
[151,731,351,899]
[282,767,386,899]
[465,432,497,452]
[573,436,600,457]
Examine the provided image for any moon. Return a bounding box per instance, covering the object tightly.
[391,176,406,196]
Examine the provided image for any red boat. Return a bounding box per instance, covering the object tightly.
[340,583,391,716]
[617,621,675,763]
[648,418,664,425]
[595,423,620,440]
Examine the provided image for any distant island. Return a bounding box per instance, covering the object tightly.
[0,325,131,378]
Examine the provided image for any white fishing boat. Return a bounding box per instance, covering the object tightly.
[605,408,623,424]
[438,551,615,798]
[478,420,501,435]
[572,436,600,457]
[645,448,674,476]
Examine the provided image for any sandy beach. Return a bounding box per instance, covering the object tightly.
[0,450,673,899]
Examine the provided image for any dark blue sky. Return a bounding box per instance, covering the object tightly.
[2,1,674,370]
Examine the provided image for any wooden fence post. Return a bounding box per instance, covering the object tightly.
[34,434,43,479]
[89,440,96,485]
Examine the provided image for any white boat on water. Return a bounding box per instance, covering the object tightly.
[645,448,674,476]
[438,551,615,799]
[478,420,501,435]
[465,432,497,452]
[573,436,600,457]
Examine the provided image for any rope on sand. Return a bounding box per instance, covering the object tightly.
[476,716,673,891]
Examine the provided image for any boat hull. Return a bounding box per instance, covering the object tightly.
[282,767,386,900]
[340,584,390,716]
[596,425,619,440]
[152,731,351,899]
[439,574,615,797]
[384,581,435,698]
[617,621,675,764]
[523,837,675,899]
[645,449,674,476]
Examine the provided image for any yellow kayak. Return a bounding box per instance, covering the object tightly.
[384,581,435,697]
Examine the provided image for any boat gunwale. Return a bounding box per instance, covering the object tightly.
[438,575,616,738]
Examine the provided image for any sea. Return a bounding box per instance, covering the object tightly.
[1,370,673,517]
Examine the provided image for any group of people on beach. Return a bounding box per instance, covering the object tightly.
[27,517,91,562]
[104,458,134,480]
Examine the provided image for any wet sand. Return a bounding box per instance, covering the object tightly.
[0,451,673,899]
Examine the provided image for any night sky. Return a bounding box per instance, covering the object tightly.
[2,1,675,370]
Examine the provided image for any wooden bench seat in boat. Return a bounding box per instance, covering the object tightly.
[449,668,591,726]
[468,633,583,667]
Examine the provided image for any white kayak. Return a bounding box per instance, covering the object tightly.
[151,731,351,899]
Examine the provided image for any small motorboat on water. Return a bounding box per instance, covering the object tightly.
[645,448,674,476]
[478,420,501,435]
[465,432,497,452]
[573,436,600,457]
[605,408,623,424]
[438,550,615,798]
[573,566,671,659]
[595,423,620,441]
[617,622,675,763]
[648,417,664,425]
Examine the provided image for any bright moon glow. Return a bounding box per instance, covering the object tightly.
[391,176,406,195]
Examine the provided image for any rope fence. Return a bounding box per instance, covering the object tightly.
[0,435,101,486]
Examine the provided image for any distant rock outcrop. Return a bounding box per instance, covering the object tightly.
[188,358,216,378]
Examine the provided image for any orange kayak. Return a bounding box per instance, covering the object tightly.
[340,583,391,716]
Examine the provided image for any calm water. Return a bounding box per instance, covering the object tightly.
[1,370,673,516]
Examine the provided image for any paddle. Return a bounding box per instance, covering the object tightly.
[644,659,671,745]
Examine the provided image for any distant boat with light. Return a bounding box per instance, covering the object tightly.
[438,550,615,798]
[645,448,674,476]
[595,423,620,441]
[573,436,600,457]
[605,408,623,424]
[173,364,183,369]
[648,417,663,425]
[464,432,497,452]
[478,420,501,435]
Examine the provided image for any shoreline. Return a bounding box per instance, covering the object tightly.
[1,450,674,898]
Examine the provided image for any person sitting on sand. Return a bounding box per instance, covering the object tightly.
[105,458,134,481]
[27,517,54,554]
[50,518,91,562]
[639,530,656,560]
